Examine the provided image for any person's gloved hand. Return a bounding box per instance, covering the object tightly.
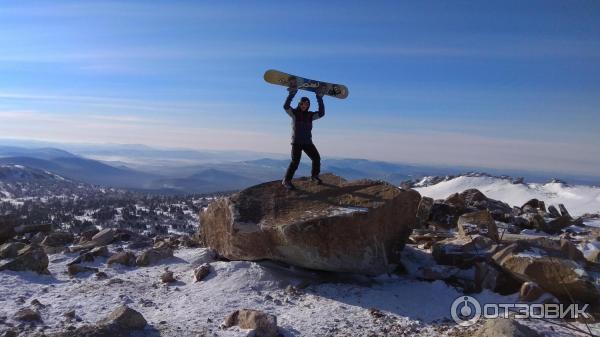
[316,86,326,97]
[287,87,298,95]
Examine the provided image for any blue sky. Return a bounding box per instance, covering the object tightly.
[1,1,599,175]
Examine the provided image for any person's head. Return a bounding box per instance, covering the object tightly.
[298,96,310,111]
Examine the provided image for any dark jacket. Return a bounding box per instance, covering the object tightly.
[283,91,325,144]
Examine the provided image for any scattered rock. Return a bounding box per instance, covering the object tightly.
[415,196,434,228]
[492,239,599,303]
[67,252,95,266]
[428,202,463,229]
[457,210,499,242]
[91,228,115,246]
[558,204,571,218]
[222,309,278,337]
[107,251,136,267]
[474,262,521,295]
[0,244,49,274]
[95,271,109,280]
[0,242,26,259]
[41,232,73,247]
[63,310,76,320]
[521,213,546,231]
[193,263,211,282]
[136,247,173,267]
[547,205,561,218]
[161,268,175,283]
[475,318,542,337]
[98,305,147,330]
[201,174,421,275]
[445,193,466,208]
[70,228,116,252]
[30,299,45,308]
[368,308,386,318]
[539,215,572,234]
[90,246,110,257]
[13,308,41,322]
[67,264,99,277]
[432,235,496,268]
[521,199,541,210]
[79,228,99,243]
[2,330,18,337]
[519,281,546,302]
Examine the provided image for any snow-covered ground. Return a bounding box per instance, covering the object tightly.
[414,176,600,217]
[0,247,593,336]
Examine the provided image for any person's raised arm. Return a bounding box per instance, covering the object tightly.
[312,91,325,120]
[283,88,297,117]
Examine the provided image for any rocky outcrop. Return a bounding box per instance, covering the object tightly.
[200,174,421,275]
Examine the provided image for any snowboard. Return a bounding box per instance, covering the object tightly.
[264,69,349,99]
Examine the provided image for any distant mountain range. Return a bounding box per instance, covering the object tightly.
[1,142,599,194]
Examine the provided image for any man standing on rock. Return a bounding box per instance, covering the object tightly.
[282,86,325,190]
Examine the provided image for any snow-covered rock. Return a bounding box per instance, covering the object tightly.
[415,175,600,217]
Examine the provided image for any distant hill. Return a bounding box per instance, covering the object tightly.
[2,143,600,194]
[0,151,159,188]
[0,146,77,160]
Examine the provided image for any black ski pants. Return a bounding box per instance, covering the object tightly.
[284,143,320,181]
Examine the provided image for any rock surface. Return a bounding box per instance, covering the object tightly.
[200,174,421,275]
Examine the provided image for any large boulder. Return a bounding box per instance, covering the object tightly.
[492,238,599,303]
[200,174,421,275]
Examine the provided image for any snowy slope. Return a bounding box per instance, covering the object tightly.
[414,175,600,216]
[1,247,586,337]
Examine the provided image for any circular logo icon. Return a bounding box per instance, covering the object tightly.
[451,296,482,326]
